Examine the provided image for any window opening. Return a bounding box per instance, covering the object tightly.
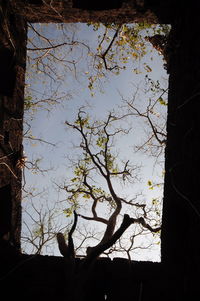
[22,22,170,261]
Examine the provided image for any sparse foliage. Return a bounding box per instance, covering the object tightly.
[22,22,169,260]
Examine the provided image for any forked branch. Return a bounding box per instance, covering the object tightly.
[83,214,161,266]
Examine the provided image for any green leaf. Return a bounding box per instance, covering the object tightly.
[63,208,73,217]
[158,97,167,106]
[152,198,158,205]
[83,194,90,199]
[71,177,78,183]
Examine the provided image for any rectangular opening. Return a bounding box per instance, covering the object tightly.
[22,22,170,261]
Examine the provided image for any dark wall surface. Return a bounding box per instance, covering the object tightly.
[0,251,175,301]
[0,0,27,249]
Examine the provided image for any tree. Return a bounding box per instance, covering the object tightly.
[58,108,161,257]
[22,21,169,259]
[25,22,170,96]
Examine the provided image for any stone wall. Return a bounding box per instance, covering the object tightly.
[0,1,27,249]
[12,0,157,24]
[0,250,180,301]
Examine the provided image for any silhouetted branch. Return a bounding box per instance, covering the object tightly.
[83,214,161,266]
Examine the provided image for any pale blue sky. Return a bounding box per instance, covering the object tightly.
[22,23,168,261]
